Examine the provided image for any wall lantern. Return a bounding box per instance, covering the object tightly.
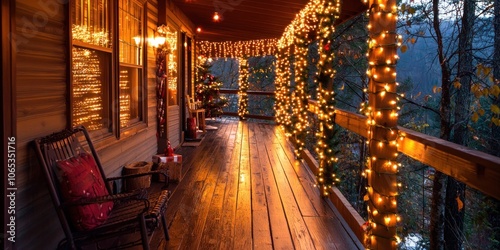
[151,24,167,47]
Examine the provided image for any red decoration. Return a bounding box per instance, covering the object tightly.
[56,152,113,231]
[324,42,331,51]
[165,140,174,156]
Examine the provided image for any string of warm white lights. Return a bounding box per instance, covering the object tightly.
[314,0,342,196]
[197,39,278,58]
[72,24,110,47]
[119,70,131,128]
[72,47,105,131]
[274,46,293,130]
[238,58,249,119]
[362,1,402,249]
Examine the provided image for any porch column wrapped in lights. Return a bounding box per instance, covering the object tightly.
[238,57,249,119]
[274,46,292,128]
[314,0,341,195]
[363,0,402,249]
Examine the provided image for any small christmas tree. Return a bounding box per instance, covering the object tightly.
[196,61,228,118]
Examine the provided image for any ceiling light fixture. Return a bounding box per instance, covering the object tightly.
[213,12,220,22]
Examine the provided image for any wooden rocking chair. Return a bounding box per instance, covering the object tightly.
[186,94,206,132]
[34,125,170,249]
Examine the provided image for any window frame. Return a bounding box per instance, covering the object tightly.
[69,0,148,140]
[118,0,146,131]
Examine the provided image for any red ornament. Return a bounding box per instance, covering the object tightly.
[165,140,174,156]
[324,42,331,51]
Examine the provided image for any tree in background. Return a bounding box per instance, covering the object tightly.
[398,0,500,248]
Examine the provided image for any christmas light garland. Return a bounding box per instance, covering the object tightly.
[72,47,106,131]
[238,57,249,119]
[197,39,278,58]
[362,1,402,249]
[274,46,293,129]
[314,0,342,196]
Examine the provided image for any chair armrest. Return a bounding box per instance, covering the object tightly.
[106,169,169,189]
[63,189,150,208]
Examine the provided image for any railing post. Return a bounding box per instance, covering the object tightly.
[365,0,401,249]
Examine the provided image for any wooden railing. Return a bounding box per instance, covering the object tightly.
[308,99,500,200]
[219,88,275,120]
[301,99,500,244]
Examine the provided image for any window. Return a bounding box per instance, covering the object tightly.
[72,47,111,131]
[119,0,144,128]
[71,0,145,133]
[71,0,112,132]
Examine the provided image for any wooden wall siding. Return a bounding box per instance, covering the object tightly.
[165,0,195,32]
[147,0,160,155]
[167,106,181,147]
[11,1,160,249]
[15,0,68,248]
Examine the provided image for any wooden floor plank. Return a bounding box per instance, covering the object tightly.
[233,122,253,249]
[269,123,337,218]
[248,123,273,250]
[198,121,235,249]
[164,121,231,249]
[147,117,361,250]
[272,142,319,217]
[255,123,295,249]
[264,142,316,250]
[303,216,340,250]
[304,216,360,250]
[218,121,242,250]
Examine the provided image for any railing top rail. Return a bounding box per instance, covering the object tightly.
[308,99,500,200]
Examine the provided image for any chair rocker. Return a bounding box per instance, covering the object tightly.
[34,125,170,249]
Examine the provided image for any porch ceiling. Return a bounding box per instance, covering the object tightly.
[172,0,368,42]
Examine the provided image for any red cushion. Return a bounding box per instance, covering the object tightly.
[56,152,113,231]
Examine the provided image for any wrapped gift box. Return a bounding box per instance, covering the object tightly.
[152,154,183,182]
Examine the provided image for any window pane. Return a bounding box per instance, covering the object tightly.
[72,47,110,131]
[119,0,143,65]
[119,67,141,128]
[119,0,144,129]
[72,0,111,48]
[166,27,178,106]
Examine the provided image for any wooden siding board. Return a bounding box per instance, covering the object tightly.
[15,0,68,248]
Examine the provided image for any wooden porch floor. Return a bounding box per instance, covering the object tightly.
[151,117,362,249]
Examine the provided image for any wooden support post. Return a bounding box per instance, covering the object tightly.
[365,0,400,249]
